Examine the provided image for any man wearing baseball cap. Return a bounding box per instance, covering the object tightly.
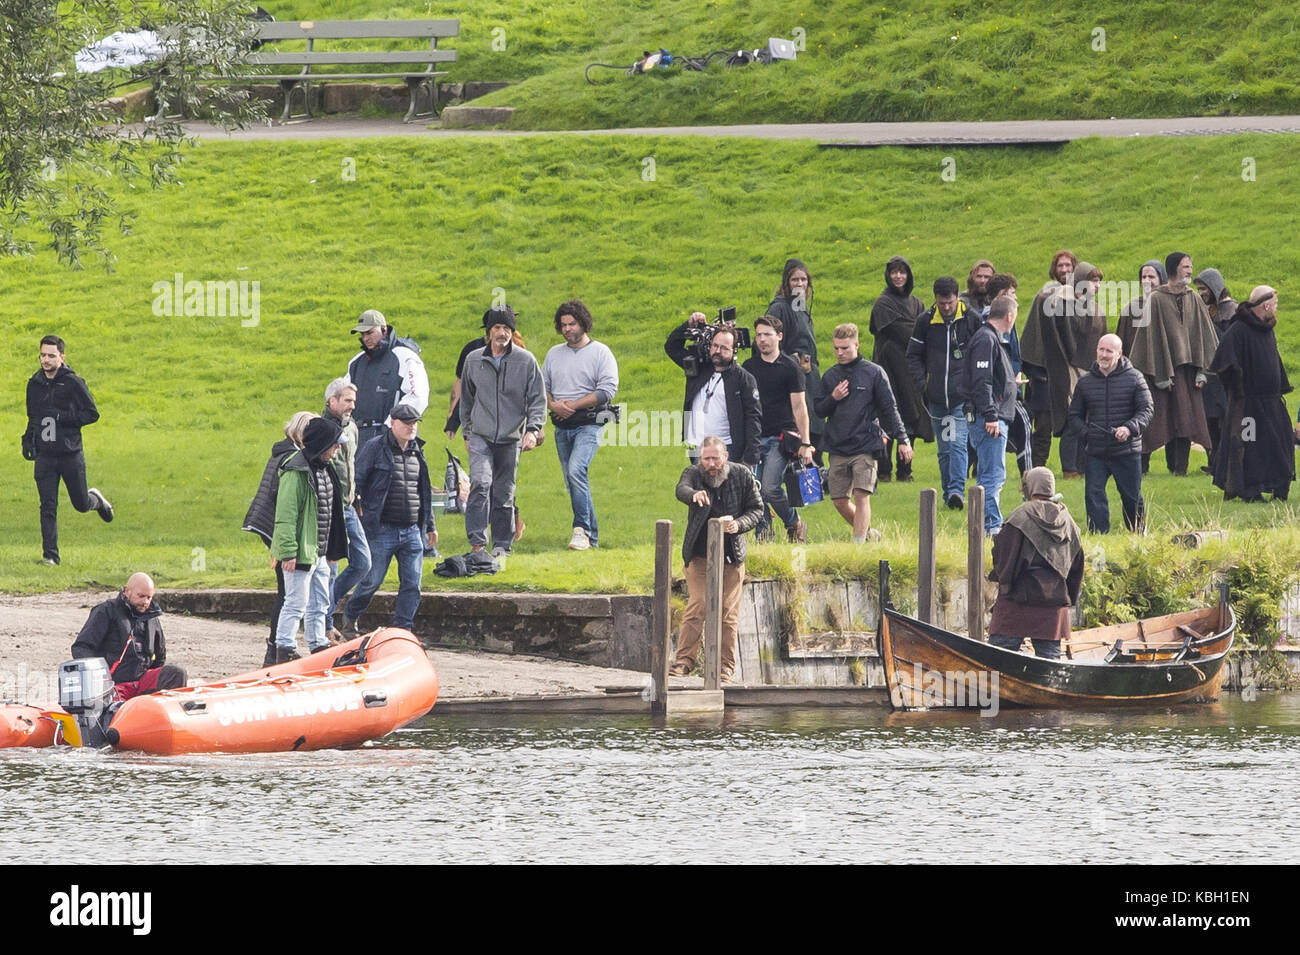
[460,305,546,557]
[341,402,438,635]
[345,308,430,446]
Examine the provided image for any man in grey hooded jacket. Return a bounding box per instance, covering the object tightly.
[460,306,547,556]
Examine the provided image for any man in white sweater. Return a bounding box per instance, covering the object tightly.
[542,300,620,550]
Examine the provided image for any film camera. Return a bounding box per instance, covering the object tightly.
[681,306,751,377]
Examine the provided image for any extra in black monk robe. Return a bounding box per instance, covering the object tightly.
[1209,292,1295,501]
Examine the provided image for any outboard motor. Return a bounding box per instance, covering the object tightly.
[58,658,118,747]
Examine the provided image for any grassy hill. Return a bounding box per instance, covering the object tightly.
[256,0,1300,128]
[2,131,1299,599]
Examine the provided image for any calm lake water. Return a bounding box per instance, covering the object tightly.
[3,693,1298,864]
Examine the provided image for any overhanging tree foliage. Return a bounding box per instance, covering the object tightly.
[0,1,266,268]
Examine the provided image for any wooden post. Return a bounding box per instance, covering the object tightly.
[967,484,985,642]
[918,488,937,624]
[703,517,724,691]
[650,519,672,715]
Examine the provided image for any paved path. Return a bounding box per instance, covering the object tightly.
[185,114,1300,144]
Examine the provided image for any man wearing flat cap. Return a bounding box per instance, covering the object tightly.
[460,306,546,558]
[342,402,438,635]
[271,416,348,661]
[345,308,430,446]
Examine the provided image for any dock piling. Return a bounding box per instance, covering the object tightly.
[967,484,985,642]
[651,519,672,715]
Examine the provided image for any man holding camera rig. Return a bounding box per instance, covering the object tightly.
[665,309,762,467]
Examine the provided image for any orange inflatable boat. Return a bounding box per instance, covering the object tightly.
[104,629,438,755]
[0,703,62,748]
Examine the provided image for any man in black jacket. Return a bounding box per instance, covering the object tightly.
[967,297,1020,535]
[670,437,764,683]
[342,404,438,635]
[1067,334,1154,533]
[72,573,186,700]
[23,335,113,566]
[815,323,911,542]
[907,277,977,509]
[665,314,762,466]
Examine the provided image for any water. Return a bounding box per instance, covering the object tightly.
[3,693,1298,864]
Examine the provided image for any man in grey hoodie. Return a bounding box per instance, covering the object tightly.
[460,306,547,557]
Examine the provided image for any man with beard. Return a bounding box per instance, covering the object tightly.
[668,436,764,684]
[543,299,620,550]
[767,259,823,455]
[1019,249,1078,473]
[23,335,114,566]
[1210,287,1294,502]
[960,258,996,320]
[816,323,911,543]
[462,309,546,558]
[987,468,1084,660]
[1194,267,1240,472]
[1022,257,1105,479]
[346,309,429,446]
[666,315,762,467]
[1067,334,1153,533]
[870,255,931,482]
[908,276,977,508]
[1128,252,1219,476]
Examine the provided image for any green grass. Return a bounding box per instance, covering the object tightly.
[3,132,1300,595]
[245,0,1300,128]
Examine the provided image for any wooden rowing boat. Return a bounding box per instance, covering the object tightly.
[879,601,1235,711]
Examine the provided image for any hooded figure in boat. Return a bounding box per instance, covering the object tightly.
[987,467,1084,659]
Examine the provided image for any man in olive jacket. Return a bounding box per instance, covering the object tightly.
[670,436,764,684]
[271,417,347,661]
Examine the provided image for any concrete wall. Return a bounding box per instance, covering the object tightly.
[162,589,652,671]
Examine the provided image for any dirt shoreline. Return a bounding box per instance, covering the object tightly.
[0,591,655,704]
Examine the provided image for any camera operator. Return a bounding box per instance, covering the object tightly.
[665,311,762,466]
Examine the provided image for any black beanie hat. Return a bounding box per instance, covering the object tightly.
[482,305,517,331]
[302,417,343,463]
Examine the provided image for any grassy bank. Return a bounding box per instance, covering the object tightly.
[253,0,1300,128]
[2,132,1299,599]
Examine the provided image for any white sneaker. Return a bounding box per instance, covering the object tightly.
[567,527,591,551]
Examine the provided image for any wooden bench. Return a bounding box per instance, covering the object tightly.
[177,19,459,124]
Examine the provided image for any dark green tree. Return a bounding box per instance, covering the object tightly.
[0,1,265,268]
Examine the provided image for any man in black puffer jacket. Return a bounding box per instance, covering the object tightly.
[1067,334,1153,533]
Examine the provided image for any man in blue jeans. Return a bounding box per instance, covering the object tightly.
[461,307,547,558]
[907,276,978,509]
[742,315,813,542]
[542,300,619,550]
[967,297,1020,535]
[321,378,370,637]
[342,403,438,636]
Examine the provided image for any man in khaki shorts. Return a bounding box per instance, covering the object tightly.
[813,323,912,542]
